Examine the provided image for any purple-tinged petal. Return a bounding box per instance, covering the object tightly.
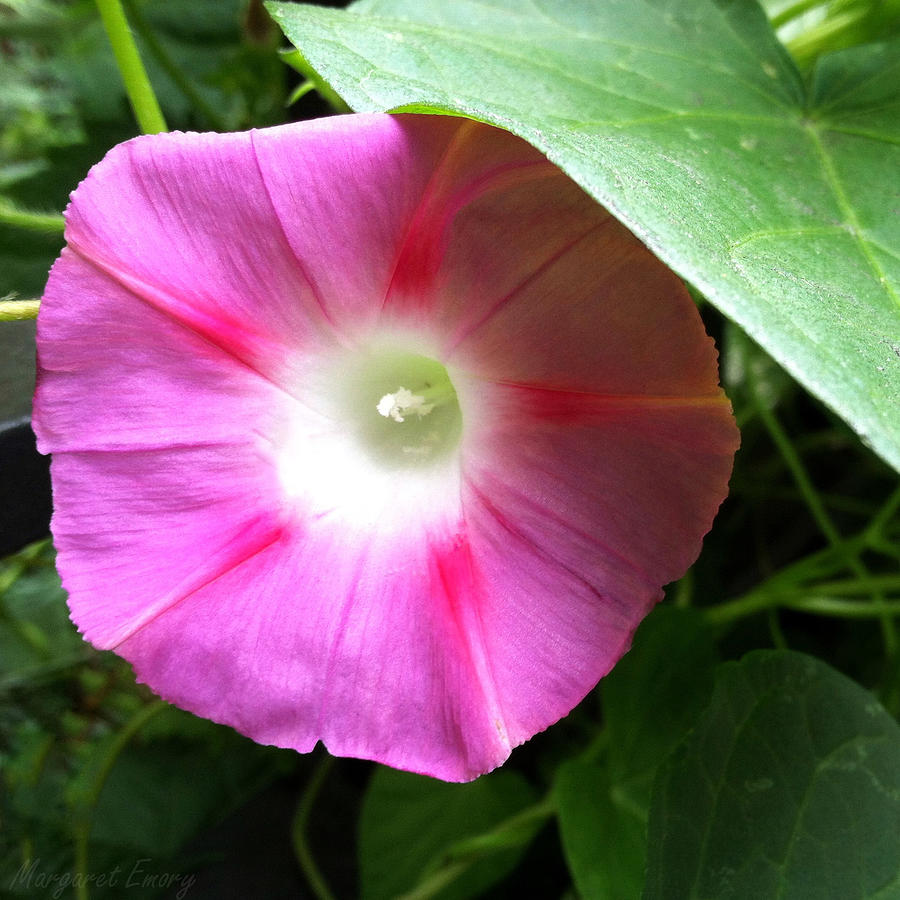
[249,114,468,339]
[451,379,738,745]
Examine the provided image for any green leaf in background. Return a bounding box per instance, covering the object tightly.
[556,760,646,900]
[268,0,900,473]
[603,606,719,810]
[358,767,537,900]
[644,651,900,899]
[0,544,86,689]
[554,607,718,900]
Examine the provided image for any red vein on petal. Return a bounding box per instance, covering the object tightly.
[490,380,733,418]
[429,525,512,753]
[380,120,554,314]
[101,516,284,650]
[444,218,611,354]
[248,129,341,334]
[66,243,319,412]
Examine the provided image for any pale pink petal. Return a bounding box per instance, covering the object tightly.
[50,443,286,650]
[249,113,470,339]
[457,383,738,742]
[61,128,346,370]
[375,120,718,397]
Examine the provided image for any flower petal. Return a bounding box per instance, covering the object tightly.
[34,252,293,454]
[457,383,738,742]
[61,126,342,368]
[115,504,513,781]
[249,113,468,339]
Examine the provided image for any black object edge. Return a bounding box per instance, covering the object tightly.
[0,417,52,556]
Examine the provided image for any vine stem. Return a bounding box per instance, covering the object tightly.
[0,202,64,233]
[291,755,337,900]
[0,300,40,321]
[770,0,827,29]
[121,0,226,130]
[397,797,555,900]
[746,363,898,657]
[72,700,168,900]
[94,0,167,134]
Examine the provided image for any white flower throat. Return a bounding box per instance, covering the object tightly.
[331,349,463,469]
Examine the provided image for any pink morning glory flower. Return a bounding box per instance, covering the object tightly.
[33,114,738,781]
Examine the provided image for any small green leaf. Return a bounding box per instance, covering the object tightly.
[267,0,900,472]
[555,760,646,900]
[644,651,900,899]
[603,606,719,810]
[358,767,537,900]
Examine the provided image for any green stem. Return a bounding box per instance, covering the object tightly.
[94,0,167,134]
[72,700,167,900]
[120,0,226,130]
[0,299,40,321]
[707,587,900,626]
[770,0,827,29]
[398,798,554,900]
[0,202,64,233]
[279,49,351,113]
[767,608,789,650]
[706,589,781,625]
[866,483,900,543]
[786,596,900,619]
[785,575,900,595]
[291,755,337,900]
[747,369,898,657]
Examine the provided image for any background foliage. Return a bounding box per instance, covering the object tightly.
[2,1,900,897]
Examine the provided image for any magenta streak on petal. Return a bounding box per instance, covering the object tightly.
[464,456,657,591]
[428,528,511,749]
[488,381,734,424]
[443,218,613,356]
[249,129,340,334]
[66,243,314,409]
[380,124,554,313]
[100,514,284,650]
[465,480,614,611]
[384,162,554,311]
[41,438,249,456]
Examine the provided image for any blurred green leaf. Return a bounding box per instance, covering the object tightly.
[603,605,719,810]
[358,767,537,900]
[644,651,900,899]
[555,760,646,900]
[553,607,717,899]
[0,545,86,688]
[269,0,900,473]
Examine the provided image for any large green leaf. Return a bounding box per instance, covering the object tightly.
[267,0,900,472]
[644,651,900,899]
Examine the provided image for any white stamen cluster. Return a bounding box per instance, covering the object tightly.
[376,387,435,423]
